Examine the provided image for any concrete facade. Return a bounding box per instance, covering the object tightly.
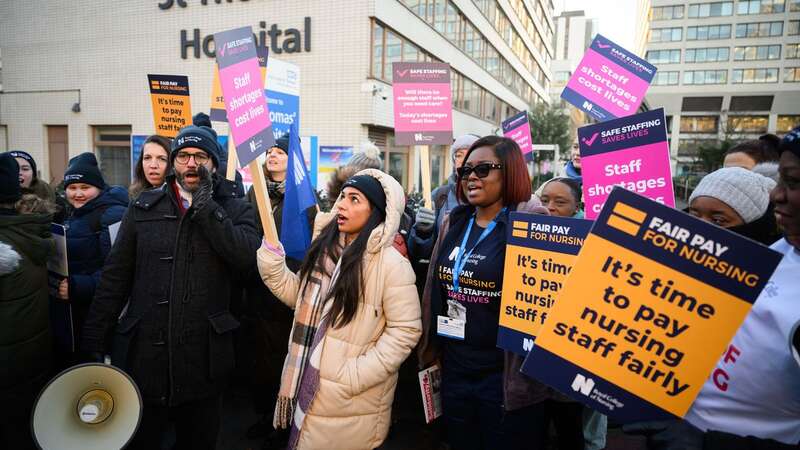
[645,0,800,173]
[0,0,553,190]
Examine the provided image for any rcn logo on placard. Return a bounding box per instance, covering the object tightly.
[415,133,435,142]
[572,374,595,396]
[522,338,534,352]
[582,101,593,111]
[249,140,257,153]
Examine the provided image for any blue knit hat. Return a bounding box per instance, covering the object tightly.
[171,112,221,168]
[779,125,800,159]
[64,152,106,189]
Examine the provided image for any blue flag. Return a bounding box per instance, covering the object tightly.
[281,122,317,260]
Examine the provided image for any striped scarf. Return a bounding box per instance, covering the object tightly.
[274,253,342,449]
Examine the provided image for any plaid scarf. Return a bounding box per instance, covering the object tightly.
[274,251,342,449]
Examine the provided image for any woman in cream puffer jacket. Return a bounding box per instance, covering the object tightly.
[257,169,421,450]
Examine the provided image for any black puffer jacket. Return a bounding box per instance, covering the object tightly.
[81,174,260,406]
[0,210,54,419]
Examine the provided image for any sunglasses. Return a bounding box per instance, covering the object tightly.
[457,163,503,180]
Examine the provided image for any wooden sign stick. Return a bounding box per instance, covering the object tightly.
[225,138,239,181]
[419,145,432,208]
[248,158,280,245]
[226,137,279,245]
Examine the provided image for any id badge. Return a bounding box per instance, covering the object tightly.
[438,299,467,340]
[437,315,465,340]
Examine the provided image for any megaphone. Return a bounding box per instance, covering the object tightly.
[32,363,142,450]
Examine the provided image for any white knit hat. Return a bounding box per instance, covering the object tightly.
[347,141,383,171]
[689,167,776,223]
[450,134,480,161]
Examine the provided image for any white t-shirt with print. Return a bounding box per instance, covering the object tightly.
[685,239,800,444]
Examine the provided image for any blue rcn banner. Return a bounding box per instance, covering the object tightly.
[497,213,593,356]
[266,57,301,140]
[281,122,317,260]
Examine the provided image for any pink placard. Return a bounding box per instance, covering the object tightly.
[582,143,674,218]
[392,62,453,146]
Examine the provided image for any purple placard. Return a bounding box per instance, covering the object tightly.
[561,34,657,122]
[502,111,533,159]
[392,62,453,146]
[214,26,275,166]
[578,108,674,219]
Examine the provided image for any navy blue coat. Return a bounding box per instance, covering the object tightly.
[65,186,128,332]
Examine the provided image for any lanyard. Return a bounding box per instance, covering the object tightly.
[452,208,506,293]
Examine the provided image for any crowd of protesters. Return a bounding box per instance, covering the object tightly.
[1,116,799,450]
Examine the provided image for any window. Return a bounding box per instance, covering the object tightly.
[777,115,800,132]
[785,67,800,82]
[790,21,800,36]
[653,71,680,85]
[402,1,543,107]
[93,126,132,187]
[688,1,733,17]
[649,27,683,43]
[687,24,732,40]
[736,21,784,38]
[646,49,681,64]
[683,70,728,85]
[737,0,785,14]
[554,71,571,84]
[791,0,800,11]
[728,116,769,133]
[729,95,774,110]
[682,97,724,111]
[680,116,719,133]
[685,47,730,63]
[733,44,781,60]
[732,68,779,83]
[652,4,685,20]
[786,43,800,58]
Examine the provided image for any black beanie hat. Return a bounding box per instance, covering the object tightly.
[64,152,107,189]
[171,112,221,168]
[343,174,387,214]
[273,132,290,153]
[0,153,21,203]
[779,126,800,160]
[7,150,37,180]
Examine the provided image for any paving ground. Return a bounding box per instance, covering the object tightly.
[215,364,647,450]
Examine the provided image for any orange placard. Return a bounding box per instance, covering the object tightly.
[147,74,192,138]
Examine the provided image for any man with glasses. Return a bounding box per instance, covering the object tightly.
[82,117,260,449]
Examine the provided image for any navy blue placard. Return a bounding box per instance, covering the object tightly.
[561,87,615,122]
[589,35,657,83]
[214,27,258,70]
[521,347,676,422]
[508,212,593,256]
[501,110,528,134]
[578,109,668,158]
[592,187,783,303]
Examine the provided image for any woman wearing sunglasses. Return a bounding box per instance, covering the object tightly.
[418,136,552,450]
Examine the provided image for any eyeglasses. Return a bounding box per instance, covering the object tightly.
[175,152,209,165]
[457,163,503,180]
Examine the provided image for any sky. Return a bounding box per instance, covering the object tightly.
[553,0,639,50]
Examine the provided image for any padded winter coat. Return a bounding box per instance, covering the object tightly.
[257,169,422,450]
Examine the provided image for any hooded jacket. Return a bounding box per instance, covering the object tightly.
[417,197,553,411]
[257,169,422,450]
[0,211,54,418]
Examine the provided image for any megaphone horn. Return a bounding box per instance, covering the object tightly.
[31,363,142,450]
